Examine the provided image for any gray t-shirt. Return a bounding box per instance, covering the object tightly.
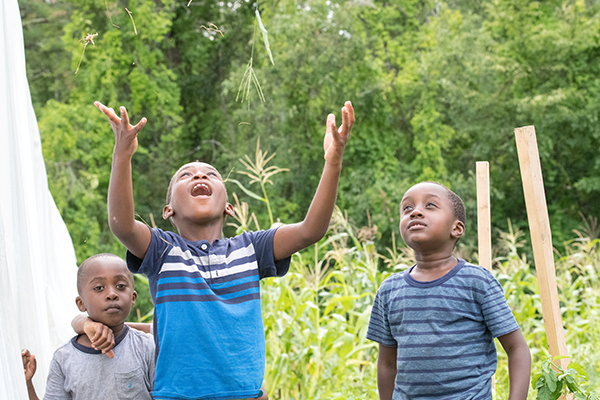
[44,325,155,400]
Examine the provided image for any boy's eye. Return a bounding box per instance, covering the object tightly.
[402,205,413,212]
[179,172,191,178]
[93,286,103,291]
[116,284,127,290]
[426,202,437,208]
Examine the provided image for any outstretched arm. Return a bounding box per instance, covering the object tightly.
[95,102,151,259]
[377,344,397,400]
[21,349,39,400]
[272,101,354,260]
[497,329,531,400]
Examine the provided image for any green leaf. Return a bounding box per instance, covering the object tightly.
[227,178,266,202]
[255,10,275,66]
[568,362,588,378]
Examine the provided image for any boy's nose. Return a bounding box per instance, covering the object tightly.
[410,208,423,218]
[106,289,119,300]
[192,173,209,180]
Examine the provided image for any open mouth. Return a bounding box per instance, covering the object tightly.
[191,183,212,197]
[408,222,426,229]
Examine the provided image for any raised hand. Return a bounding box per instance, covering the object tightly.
[84,319,115,359]
[21,349,37,381]
[323,101,354,167]
[94,101,147,158]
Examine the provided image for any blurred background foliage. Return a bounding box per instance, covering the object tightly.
[18,0,600,396]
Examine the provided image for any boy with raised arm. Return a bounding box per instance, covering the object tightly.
[95,100,354,400]
[367,182,531,400]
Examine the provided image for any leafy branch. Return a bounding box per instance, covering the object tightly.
[533,357,598,400]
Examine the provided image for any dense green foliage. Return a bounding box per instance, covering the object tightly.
[21,0,600,263]
[18,0,600,397]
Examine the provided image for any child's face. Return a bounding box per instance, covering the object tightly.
[163,162,233,227]
[399,182,464,251]
[75,258,137,330]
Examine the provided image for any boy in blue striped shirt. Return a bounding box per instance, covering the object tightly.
[367,182,531,400]
[95,100,354,400]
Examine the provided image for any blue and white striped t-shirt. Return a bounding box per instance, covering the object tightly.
[127,227,290,400]
[367,259,519,400]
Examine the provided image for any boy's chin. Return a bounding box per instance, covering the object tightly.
[90,313,129,329]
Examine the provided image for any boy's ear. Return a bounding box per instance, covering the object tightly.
[75,296,86,312]
[131,290,138,307]
[451,220,465,240]
[224,203,235,218]
[163,204,174,220]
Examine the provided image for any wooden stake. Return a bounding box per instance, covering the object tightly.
[476,161,492,272]
[476,161,495,393]
[515,125,568,369]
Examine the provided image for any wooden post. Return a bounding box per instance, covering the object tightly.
[476,162,492,272]
[515,126,569,369]
[476,162,495,393]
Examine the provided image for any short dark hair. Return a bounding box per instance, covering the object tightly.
[77,253,132,294]
[425,181,466,225]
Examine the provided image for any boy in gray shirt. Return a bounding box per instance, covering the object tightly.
[22,253,155,400]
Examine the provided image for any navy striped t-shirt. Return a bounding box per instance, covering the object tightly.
[127,227,290,400]
[367,259,519,400]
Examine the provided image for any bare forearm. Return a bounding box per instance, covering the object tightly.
[26,380,39,400]
[126,322,152,334]
[507,345,531,400]
[299,161,342,240]
[108,154,150,258]
[108,154,136,236]
[71,313,89,334]
[498,330,531,400]
[273,161,341,260]
[377,365,396,400]
[377,344,397,400]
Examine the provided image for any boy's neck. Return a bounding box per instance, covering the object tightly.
[176,221,224,244]
[411,253,458,282]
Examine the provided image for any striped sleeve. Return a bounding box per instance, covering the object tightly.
[247,228,290,279]
[481,276,519,338]
[126,228,172,277]
[366,277,397,347]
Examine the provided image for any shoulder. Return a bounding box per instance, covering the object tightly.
[218,229,278,251]
[149,227,186,245]
[127,328,155,350]
[377,270,408,295]
[228,229,276,242]
[50,337,77,361]
[454,260,494,285]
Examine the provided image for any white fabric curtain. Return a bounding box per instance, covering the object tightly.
[0,0,79,398]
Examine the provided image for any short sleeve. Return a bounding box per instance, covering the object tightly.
[126,228,171,277]
[481,276,520,338]
[248,228,291,279]
[366,279,397,347]
[43,356,71,400]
